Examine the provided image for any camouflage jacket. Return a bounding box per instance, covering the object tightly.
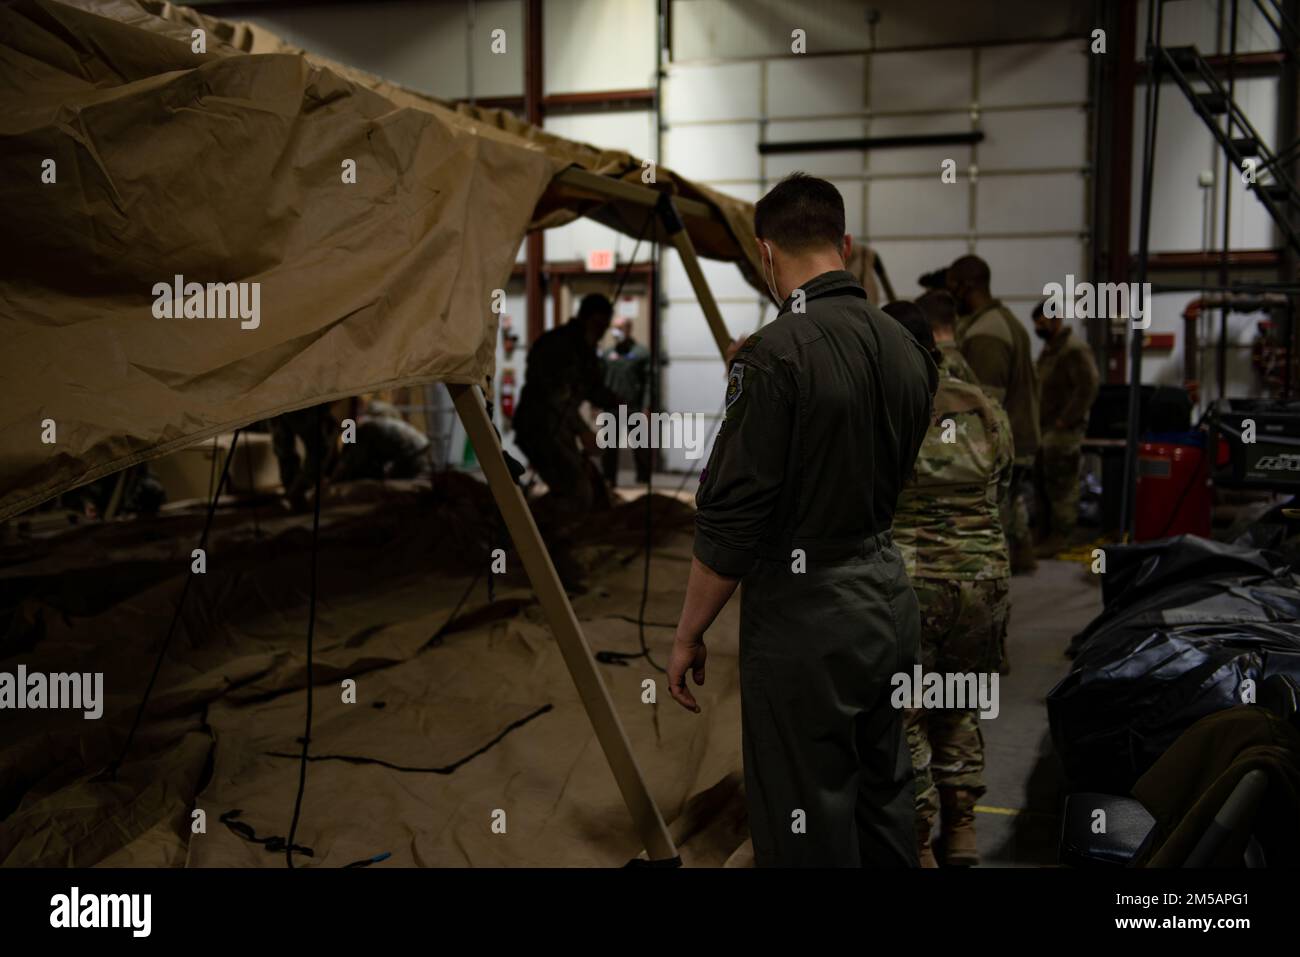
[938,340,977,384]
[1037,326,1100,432]
[894,371,1013,580]
[956,300,1040,462]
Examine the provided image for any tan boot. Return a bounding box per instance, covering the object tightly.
[939,788,980,867]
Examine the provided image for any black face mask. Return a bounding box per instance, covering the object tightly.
[1035,326,1052,341]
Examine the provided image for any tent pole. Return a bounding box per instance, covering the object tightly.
[553,167,715,221]
[102,468,128,521]
[666,219,732,360]
[448,382,678,863]
[549,169,734,360]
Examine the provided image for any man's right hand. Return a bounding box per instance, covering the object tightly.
[667,635,707,714]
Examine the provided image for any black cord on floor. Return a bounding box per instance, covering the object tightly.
[265,704,553,775]
[244,441,261,540]
[429,565,486,647]
[221,808,314,859]
[105,429,242,780]
[593,209,666,671]
[206,434,219,504]
[636,469,665,672]
[583,613,676,629]
[619,215,660,667]
[252,414,489,869]
[286,406,325,869]
[599,369,735,671]
[595,468,667,672]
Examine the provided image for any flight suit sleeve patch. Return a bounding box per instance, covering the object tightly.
[725,362,745,411]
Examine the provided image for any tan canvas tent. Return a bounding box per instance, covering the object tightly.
[0,0,762,523]
[0,0,767,863]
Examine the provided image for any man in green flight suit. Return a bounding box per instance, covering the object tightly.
[945,256,1040,574]
[666,173,937,867]
[1032,300,1100,554]
[886,302,1013,868]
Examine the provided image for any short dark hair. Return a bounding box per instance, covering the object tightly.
[577,293,613,323]
[1031,299,1048,320]
[881,300,936,353]
[754,173,846,252]
[916,289,958,331]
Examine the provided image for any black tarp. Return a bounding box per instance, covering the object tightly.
[1048,535,1300,793]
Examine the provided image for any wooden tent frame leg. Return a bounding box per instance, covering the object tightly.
[448,382,677,862]
[665,218,733,361]
[444,175,739,862]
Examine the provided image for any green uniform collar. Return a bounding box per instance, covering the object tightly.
[969,298,1006,318]
[777,269,866,314]
[956,298,1006,336]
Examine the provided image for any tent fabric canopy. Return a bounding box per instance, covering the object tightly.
[0,0,761,522]
[141,0,764,274]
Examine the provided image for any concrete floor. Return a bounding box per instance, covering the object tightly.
[976,558,1104,866]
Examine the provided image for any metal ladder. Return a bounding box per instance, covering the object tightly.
[1154,0,1300,256]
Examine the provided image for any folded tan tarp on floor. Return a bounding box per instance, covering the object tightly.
[0,485,751,867]
[0,0,761,522]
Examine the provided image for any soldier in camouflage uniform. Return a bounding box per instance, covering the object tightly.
[512,294,623,523]
[884,301,1013,868]
[332,400,434,481]
[918,290,977,384]
[1032,301,1100,554]
[917,290,1016,673]
[945,256,1040,574]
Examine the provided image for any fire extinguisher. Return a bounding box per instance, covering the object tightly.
[500,367,516,422]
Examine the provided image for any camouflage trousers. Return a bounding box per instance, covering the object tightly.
[1036,428,1084,541]
[904,576,1010,828]
[999,462,1034,558]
